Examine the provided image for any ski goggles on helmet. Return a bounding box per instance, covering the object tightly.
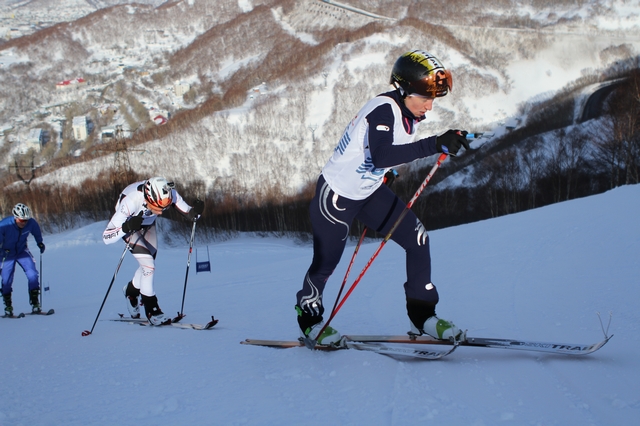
[408,68,452,98]
[146,196,172,211]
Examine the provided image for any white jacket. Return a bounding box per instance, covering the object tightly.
[102,180,191,244]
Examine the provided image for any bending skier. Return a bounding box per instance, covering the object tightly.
[102,177,204,325]
[1,203,46,316]
[295,50,471,344]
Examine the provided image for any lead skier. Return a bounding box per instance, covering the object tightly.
[295,50,471,345]
[103,177,204,325]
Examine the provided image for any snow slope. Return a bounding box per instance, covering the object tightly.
[1,183,639,425]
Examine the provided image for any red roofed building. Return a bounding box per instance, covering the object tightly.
[55,77,87,90]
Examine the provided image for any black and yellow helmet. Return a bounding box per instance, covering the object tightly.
[390,50,452,98]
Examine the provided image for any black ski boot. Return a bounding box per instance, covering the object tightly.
[3,293,13,317]
[29,289,41,313]
[123,281,141,318]
[406,297,464,341]
[295,304,341,346]
[406,297,437,336]
[141,294,170,326]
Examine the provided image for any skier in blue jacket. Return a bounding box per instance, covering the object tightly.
[1,203,46,316]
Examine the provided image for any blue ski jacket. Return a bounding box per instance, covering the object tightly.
[0,216,43,259]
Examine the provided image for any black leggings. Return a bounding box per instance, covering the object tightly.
[296,174,439,316]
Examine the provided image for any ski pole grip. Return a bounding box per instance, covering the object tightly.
[383,169,399,187]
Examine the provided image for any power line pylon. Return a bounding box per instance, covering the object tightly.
[112,125,132,182]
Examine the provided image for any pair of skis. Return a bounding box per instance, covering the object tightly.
[2,308,55,319]
[242,336,457,360]
[84,219,203,337]
[111,312,218,330]
[241,332,613,360]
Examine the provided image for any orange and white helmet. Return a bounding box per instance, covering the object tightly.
[143,177,173,210]
[390,50,452,98]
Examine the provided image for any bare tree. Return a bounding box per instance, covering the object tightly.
[590,117,626,189]
[603,75,640,185]
[520,136,546,208]
[562,128,589,199]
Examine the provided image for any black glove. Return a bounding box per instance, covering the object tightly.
[188,199,205,220]
[383,169,399,187]
[37,242,45,254]
[436,130,470,156]
[122,212,144,234]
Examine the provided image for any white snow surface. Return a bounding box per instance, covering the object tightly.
[1,184,639,425]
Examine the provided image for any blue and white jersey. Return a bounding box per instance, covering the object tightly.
[321,91,438,200]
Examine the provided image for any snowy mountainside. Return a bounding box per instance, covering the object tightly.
[0,0,168,11]
[0,0,169,39]
[0,0,638,198]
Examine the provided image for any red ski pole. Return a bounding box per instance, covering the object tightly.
[325,170,398,329]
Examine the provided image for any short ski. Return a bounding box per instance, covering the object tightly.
[2,312,26,319]
[342,334,613,356]
[112,315,218,330]
[170,318,218,330]
[27,308,55,316]
[241,338,457,360]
